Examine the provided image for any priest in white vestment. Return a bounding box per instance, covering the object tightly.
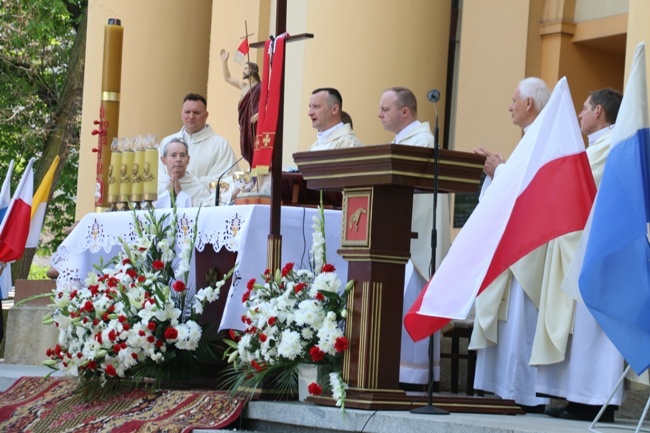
[378,86,450,388]
[308,88,362,151]
[158,93,241,194]
[156,137,214,208]
[470,77,551,408]
[534,88,624,422]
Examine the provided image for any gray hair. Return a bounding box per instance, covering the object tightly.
[518,77,550,113]
[161,137,189,157]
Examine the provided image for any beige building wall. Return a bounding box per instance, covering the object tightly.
[78,0,213,218]
[76,0,649,221]
[452,0,534,159]
[626,0,650,85]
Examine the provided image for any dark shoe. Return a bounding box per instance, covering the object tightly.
[520,404,546,414]
[558,408,614,423]
[399,382,430,392]
[544,405,566,417]
[554,403,615,423]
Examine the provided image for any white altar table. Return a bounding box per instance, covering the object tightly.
[52,205,346,331]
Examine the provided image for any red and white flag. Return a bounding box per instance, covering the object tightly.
[234,38,249,65]
[404,77,596,342]
[0,158,35,263]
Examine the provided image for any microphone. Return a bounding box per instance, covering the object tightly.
[215,156,244,206]
[427,89,441,104]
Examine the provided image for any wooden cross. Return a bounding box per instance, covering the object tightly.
[250,0,313,271]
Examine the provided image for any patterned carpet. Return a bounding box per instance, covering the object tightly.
[0,377,246,433]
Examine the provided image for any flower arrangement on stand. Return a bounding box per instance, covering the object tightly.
[43,205,232,397]
[223,203,352,409]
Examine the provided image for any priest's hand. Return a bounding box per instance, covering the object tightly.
[474,146,504,178]
[169,167,185,197]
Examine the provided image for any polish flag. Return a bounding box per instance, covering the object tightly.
[234,38,249,65]
[404,77,596,342]
[0,158,34,263]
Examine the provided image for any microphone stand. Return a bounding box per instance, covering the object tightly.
[215,157,244,206]
[410,103,449,415]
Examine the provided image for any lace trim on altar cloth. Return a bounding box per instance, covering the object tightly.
[52,207,250,286]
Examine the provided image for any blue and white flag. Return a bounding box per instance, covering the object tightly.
[579,42,650,375]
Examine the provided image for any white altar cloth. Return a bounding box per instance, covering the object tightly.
[52,205,347,331]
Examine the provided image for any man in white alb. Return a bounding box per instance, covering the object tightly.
[308,88,362,151]
[378,86,450,389]
[158,93,240,195]
[470,77,551,410]
[535,88,624,422]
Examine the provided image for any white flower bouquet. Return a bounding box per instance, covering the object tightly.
[43,206,232,396]
[224,203,352,409]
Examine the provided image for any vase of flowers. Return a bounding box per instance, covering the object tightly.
[42,205,232,397]
[224,202,352,409]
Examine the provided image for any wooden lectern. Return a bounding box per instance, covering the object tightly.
[294,144,485,410]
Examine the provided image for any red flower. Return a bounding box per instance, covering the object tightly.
[267,317,277,326]
[164,327,178,340]
[126,268,137,279]
[147,335,155,343]
[89,284,99,296]
[242,290,250,303]
[251,360,264,372]
[87,360,97,371]
[259,333,268,342]
[281,262,294,277]
[334,336,349,353]
[108,329,117,342]
[309,346,325,362]
[137,275,146,283]
[69,290,78,300]
[106,364,117,377]
[152,260,164,270]
[247,278,256,290]
[321,263,336,273]
[294,283,307,294]
[229,329,241,342]
[172,280,186,293]
[122,258,131,265]
[113,343,121,353]
[308,382,322,396]
[315,292,325,301]
[147,321,157,331]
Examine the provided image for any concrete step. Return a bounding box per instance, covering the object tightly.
[1,362,648,433]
